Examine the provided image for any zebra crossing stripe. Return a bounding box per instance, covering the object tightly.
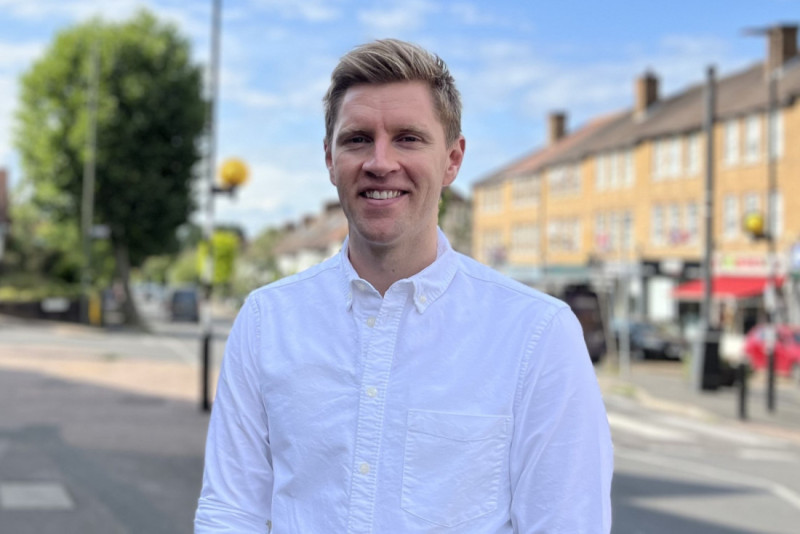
[607,412,694,442]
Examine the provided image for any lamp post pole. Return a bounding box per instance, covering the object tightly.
[200,0,222,412]
[744,25,783,412]
[764,62,779,413]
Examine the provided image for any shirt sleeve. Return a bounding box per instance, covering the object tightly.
[509,306,614,533]
[195,295,273,533]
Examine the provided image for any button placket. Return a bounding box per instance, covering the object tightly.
[346,296,404,533]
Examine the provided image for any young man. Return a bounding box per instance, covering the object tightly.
[196,39,613,533]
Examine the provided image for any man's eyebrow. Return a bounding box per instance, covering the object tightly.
[335,128,368,143]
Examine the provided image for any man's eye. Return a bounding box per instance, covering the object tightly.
[398,135,420,143]
[348,136,368,144]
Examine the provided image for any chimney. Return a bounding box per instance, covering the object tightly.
[766,25,798,76]
[635,71,659,116]
[548,112,567,145]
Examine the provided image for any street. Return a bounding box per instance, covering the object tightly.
[1,314,800,533]
[607,391,800,533]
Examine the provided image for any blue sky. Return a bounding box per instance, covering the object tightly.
[0,0,797,237]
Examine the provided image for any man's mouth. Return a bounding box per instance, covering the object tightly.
[362,190,404,200]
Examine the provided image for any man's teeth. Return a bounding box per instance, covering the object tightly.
[364,190,402,200]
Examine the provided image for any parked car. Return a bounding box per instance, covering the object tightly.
[613,320,687,360]
[167,287,199,322]
[743,324,800,382]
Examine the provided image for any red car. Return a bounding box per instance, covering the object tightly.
[744,324,800,382]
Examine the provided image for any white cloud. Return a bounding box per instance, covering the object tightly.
[357,0,439,33]
[0,41,45,69]
[248,0,340,22]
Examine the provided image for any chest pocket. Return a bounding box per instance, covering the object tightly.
[401,409,510,528]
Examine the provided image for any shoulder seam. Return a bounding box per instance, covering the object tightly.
[513,306,569,413]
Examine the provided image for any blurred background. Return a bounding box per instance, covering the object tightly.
[1,1,800,533]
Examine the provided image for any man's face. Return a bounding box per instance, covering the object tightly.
[325,81,465,252]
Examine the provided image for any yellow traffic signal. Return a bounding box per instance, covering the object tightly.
[743,211,766,239]
[219,158,249,189]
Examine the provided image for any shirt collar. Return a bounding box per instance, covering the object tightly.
[339,228,459,313]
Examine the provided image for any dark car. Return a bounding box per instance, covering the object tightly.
[613,320,687,360]
[168,288,199,322]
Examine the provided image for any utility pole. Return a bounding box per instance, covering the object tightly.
[764,59,779,413]
[743,25,786,412]
[81,41,99,325]
[695,65,716,390]
[200,0,222,412]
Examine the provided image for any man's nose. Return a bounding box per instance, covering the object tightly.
[363,138,399,177]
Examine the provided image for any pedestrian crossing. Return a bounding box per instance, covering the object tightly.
[606,404,797,462]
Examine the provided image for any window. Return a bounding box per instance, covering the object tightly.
[669,136,683,177]
[651,206,664,245]
[596,154,608,191]
[653,139,669,180]
[744,114,761,163]
[549,218,581,252]
[622,211,633,251]
[724,119,740,166]
[769,109,784,159]
[743,192,760,216]
[480,185,503,213]
[687,132,701,175]
[511,223,539,255]
[624,150,635,187]
[723,194,739,240]
[609,152,620,189]
[668,204,682,244]
[512,173,540,207]
[608,211,619,251]
[595,213,609,252]
[482,230,505,265]
[548,163,581,195]
[687,202,699,244]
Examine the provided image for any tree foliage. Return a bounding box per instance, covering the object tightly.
[16,10,205,263]
[14,10,206,325]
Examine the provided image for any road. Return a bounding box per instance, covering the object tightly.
[1,309,800,532]
[607,391,800,533]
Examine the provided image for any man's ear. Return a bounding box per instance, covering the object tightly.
[443,135,466,187]
[324,140,335,185]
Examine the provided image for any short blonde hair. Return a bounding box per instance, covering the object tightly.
[323,39,462,146]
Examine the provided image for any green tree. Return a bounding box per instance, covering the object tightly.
[197,230,241,290]
[14,10,206,326]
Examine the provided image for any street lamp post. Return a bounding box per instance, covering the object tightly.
[200,157,248,413]
[743,26,783,413]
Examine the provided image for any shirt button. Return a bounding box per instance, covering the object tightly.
[366,316,376,328]
[419,294,427,304]
[359,462,370,475]
[366,386,378,398]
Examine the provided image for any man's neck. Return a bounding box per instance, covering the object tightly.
[347,231,439,296]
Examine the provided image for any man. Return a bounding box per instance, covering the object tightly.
[195,39,613,533]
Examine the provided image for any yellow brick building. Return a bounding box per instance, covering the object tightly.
[472,25,800,333]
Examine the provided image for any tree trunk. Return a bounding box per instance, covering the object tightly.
[112,240,147,331]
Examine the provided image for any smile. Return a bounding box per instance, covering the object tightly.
[362,190,404,200]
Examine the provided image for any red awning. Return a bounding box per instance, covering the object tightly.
[673,276,784,301]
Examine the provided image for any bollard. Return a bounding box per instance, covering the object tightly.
[737,363,748,420]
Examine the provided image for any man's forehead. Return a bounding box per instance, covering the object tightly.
[336,81,440,127]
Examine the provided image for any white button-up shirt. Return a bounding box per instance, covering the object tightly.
[196,231,613,533]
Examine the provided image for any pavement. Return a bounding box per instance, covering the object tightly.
[1,313,800,532]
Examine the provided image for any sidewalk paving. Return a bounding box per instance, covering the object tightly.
[596,359,800,444]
